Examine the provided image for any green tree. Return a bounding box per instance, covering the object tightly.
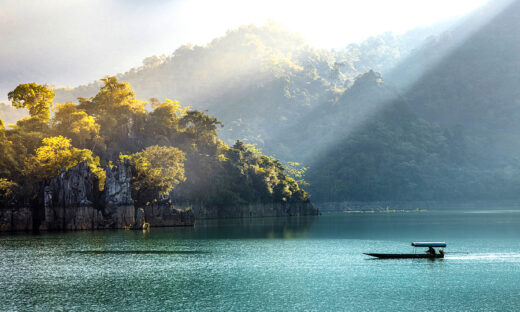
[51,102,101,149]
[179,110,223,154]
[8,83,55,122]
[23,136,105,188]
[0,118,19,178]
[142,99,190,147]
[0,178,18,200]
[125,145,186,205]
[78,76,146,159]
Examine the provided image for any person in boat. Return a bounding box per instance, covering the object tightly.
[427,247,436,255]
[439,248,444,257]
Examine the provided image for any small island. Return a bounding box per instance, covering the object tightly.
[0,78,318,232]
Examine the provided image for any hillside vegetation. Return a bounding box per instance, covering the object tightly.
[0,78,308,208]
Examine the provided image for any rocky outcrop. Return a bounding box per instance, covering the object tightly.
[101,159,135,229]
[141,197,195,227]
[0,161,317,232]
[0,160,194,232]
[186,201,319,219]
[40,161,105,231]
[0,207,32,232]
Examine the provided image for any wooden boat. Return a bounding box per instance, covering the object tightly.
[364,253,444,259]
[364,242,446,259]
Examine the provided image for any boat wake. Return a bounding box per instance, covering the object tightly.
[448,252,520,261]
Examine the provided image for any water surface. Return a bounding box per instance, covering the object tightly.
[2,209,520,311]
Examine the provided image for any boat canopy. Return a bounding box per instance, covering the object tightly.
[411,242,447,248]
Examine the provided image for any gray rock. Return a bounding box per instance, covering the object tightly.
[0,159,316,231]
[187,201,319,219]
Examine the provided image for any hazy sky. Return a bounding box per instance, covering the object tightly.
[0,0,488,96]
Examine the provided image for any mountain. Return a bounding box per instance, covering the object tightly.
[307,0,520,201]
[51,22,446,154]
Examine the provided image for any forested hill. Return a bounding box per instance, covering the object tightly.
[52,22,443,157]
[307,0,520,201]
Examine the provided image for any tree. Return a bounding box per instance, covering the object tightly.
[179,110,223,154]
[0,178,18,200]
[125,145,186,205]
[8,83,55,122]
[78,76,146,158]
[51,102,101,149]
[23,136,105,187]
[0,118,19,178]
[141,99,191,147]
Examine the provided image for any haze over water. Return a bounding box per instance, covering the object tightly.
[2,206,520,311]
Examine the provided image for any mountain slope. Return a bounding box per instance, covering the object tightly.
[307,0,520,201]
[51,22,444,156]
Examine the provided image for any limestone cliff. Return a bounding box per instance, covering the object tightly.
[0,160,316,232]
[175,200,320,219]
[100,159,135,229]
[0,160,194,232]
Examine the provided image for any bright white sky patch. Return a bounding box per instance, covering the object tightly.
[174,0,489,48]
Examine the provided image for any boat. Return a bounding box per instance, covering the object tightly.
[364,253,444,259]
[364,242,446,259]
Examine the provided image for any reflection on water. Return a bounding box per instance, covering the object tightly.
[189,215,318,239]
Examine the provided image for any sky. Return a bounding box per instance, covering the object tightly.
[0,0,489,97]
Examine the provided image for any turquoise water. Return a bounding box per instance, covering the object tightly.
[2,210,520,311]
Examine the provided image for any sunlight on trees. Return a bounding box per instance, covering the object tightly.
[52,102,101,149]
[8,83,55,122]
[1,77,309,207]
[124,145,186,205]
[23,136,105,188]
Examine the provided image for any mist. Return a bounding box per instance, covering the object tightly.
[0,0,487,101]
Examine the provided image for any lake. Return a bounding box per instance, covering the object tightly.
[2,208,520,311]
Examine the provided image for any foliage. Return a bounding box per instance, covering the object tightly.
[0,178,18,199]
[174,140,309,206]
[12,14,520,203]
[78,76,146,159]
[125,145,186,205]
[52,102,101,149]
[285,162,309,187]
[23,136,105,188]
[8,83,55,122]
[0,124,18,179]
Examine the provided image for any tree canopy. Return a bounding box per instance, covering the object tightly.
[124,145,186,205]
[23,136,104,186]
[1,77,309,208]
[8,83,55,122]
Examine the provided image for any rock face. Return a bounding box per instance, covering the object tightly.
[40,161,105,231]
[0,161,317,232]
[0,160,194,232]
[101,159,135,229]
[185,201,320,219]
[142,197,195,227]
[0,207,32,232]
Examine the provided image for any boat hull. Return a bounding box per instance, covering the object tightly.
[364,253,444,259]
